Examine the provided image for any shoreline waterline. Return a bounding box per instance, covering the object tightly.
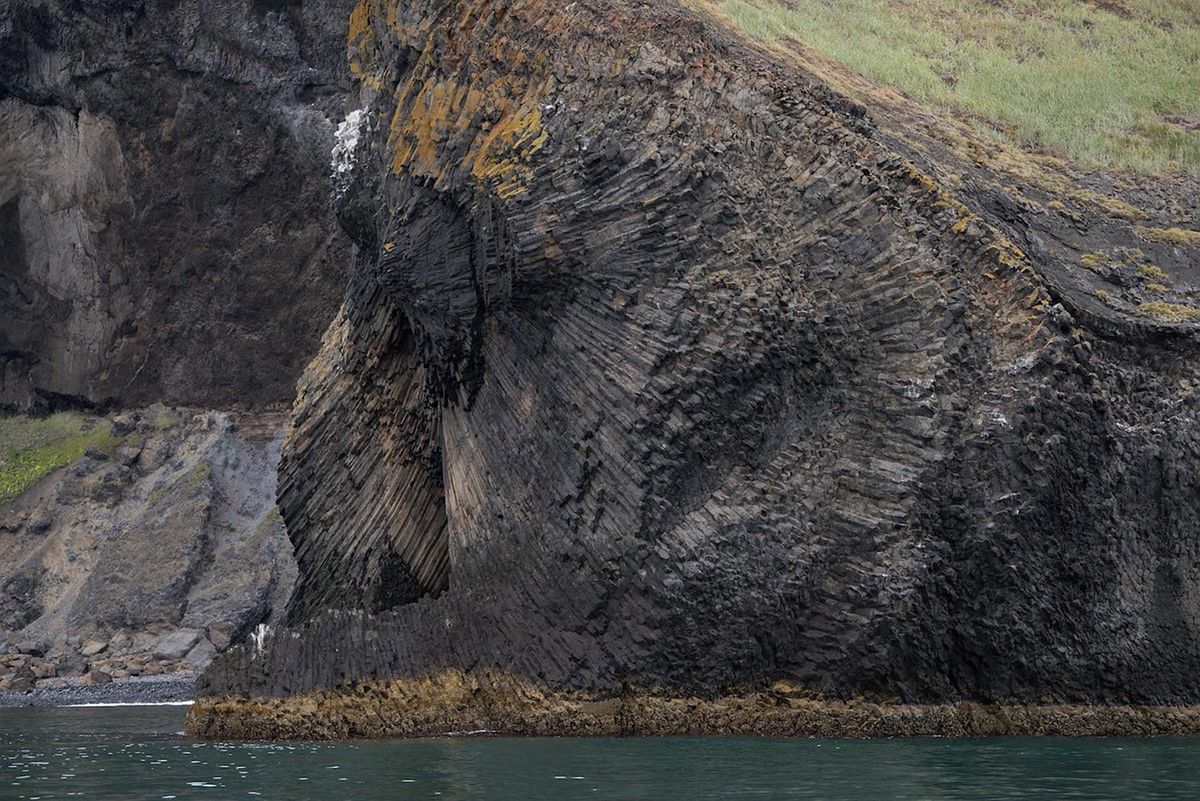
[10,706,1200,799]
[0,675,196,709]
[67,700,195,708]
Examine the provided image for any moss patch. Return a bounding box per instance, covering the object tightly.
[0,413,116,504]
[1138,226,1200,247]
[1138,300,1200,323]
[1138,263,1170,281]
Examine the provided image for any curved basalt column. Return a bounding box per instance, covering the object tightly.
[197,0,1200,719]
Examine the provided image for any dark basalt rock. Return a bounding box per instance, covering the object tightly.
[199,0,1200,710]
[0,0,354,410]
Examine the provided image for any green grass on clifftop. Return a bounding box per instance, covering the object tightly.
[0,413,114,504]
[720,0,1200,174]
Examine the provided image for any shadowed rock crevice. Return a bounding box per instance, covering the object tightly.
[279,280,449,625]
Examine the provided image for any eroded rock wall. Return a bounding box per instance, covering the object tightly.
[0,0,362,691]
[0,407,296,686]
[0,0,353,409]
[196,0,1200,711]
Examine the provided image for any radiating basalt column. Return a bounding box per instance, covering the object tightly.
[200,0,1200,711]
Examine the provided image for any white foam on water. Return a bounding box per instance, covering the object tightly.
[66,701,194,708]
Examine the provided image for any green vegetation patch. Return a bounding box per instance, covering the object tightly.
[0,412,115,504]
[719,0,1200,173]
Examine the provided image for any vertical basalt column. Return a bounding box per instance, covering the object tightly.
[279,274,449,624]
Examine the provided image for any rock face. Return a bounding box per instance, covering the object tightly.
[0,0,353,410]
[0,408,296,681]
[195,0,1200,719]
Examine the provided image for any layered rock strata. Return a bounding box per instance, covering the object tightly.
[195,0,1200,734]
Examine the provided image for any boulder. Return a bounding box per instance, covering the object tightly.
[15,639,49,657]
[151,629,202,660]
[6,675,33,691]
[80,669,113,686]
[80,639,108,657]
[30,661,57,679]
[184,639,217,669]
[207,626,233,652]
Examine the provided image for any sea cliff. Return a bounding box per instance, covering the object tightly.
[190,0,1200,737]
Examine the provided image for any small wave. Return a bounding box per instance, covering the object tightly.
[66,701,195,708]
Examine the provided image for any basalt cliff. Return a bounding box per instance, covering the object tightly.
[186,0,1200,738]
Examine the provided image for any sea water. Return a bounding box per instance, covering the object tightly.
[3,705,1200,800]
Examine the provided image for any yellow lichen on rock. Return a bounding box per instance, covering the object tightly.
[348,0,384,91]
[348,0,373,46]
[469,103,549,198]
[388,79,487,179]
[355,0,553,196]
[186,669,1200,741]
[385,69,550,196]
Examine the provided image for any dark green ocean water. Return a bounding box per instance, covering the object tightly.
[3,705,1200,800]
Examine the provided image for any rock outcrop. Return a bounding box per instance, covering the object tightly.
[190,0,1200,734]
[0,0,370,695]
[0,0,353,410]
[0,407,296,689]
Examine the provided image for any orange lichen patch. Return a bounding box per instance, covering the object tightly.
[348,0,384,91]
[470,104,550,198]
[354,0,556,196]
[348,0,373,46]
[388,80,488,178]
[386,67,551,196]
[348,63,385,92]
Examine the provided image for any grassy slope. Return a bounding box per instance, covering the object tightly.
[718,0,1200,174]
[0,413,115,504]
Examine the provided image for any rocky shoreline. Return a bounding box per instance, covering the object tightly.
[186,671,1200,741]
[0,674,194,708]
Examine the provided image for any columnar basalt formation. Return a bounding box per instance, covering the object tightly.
[194,0,1200,735]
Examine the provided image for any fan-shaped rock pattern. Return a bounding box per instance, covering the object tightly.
[194,0,1200,734]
